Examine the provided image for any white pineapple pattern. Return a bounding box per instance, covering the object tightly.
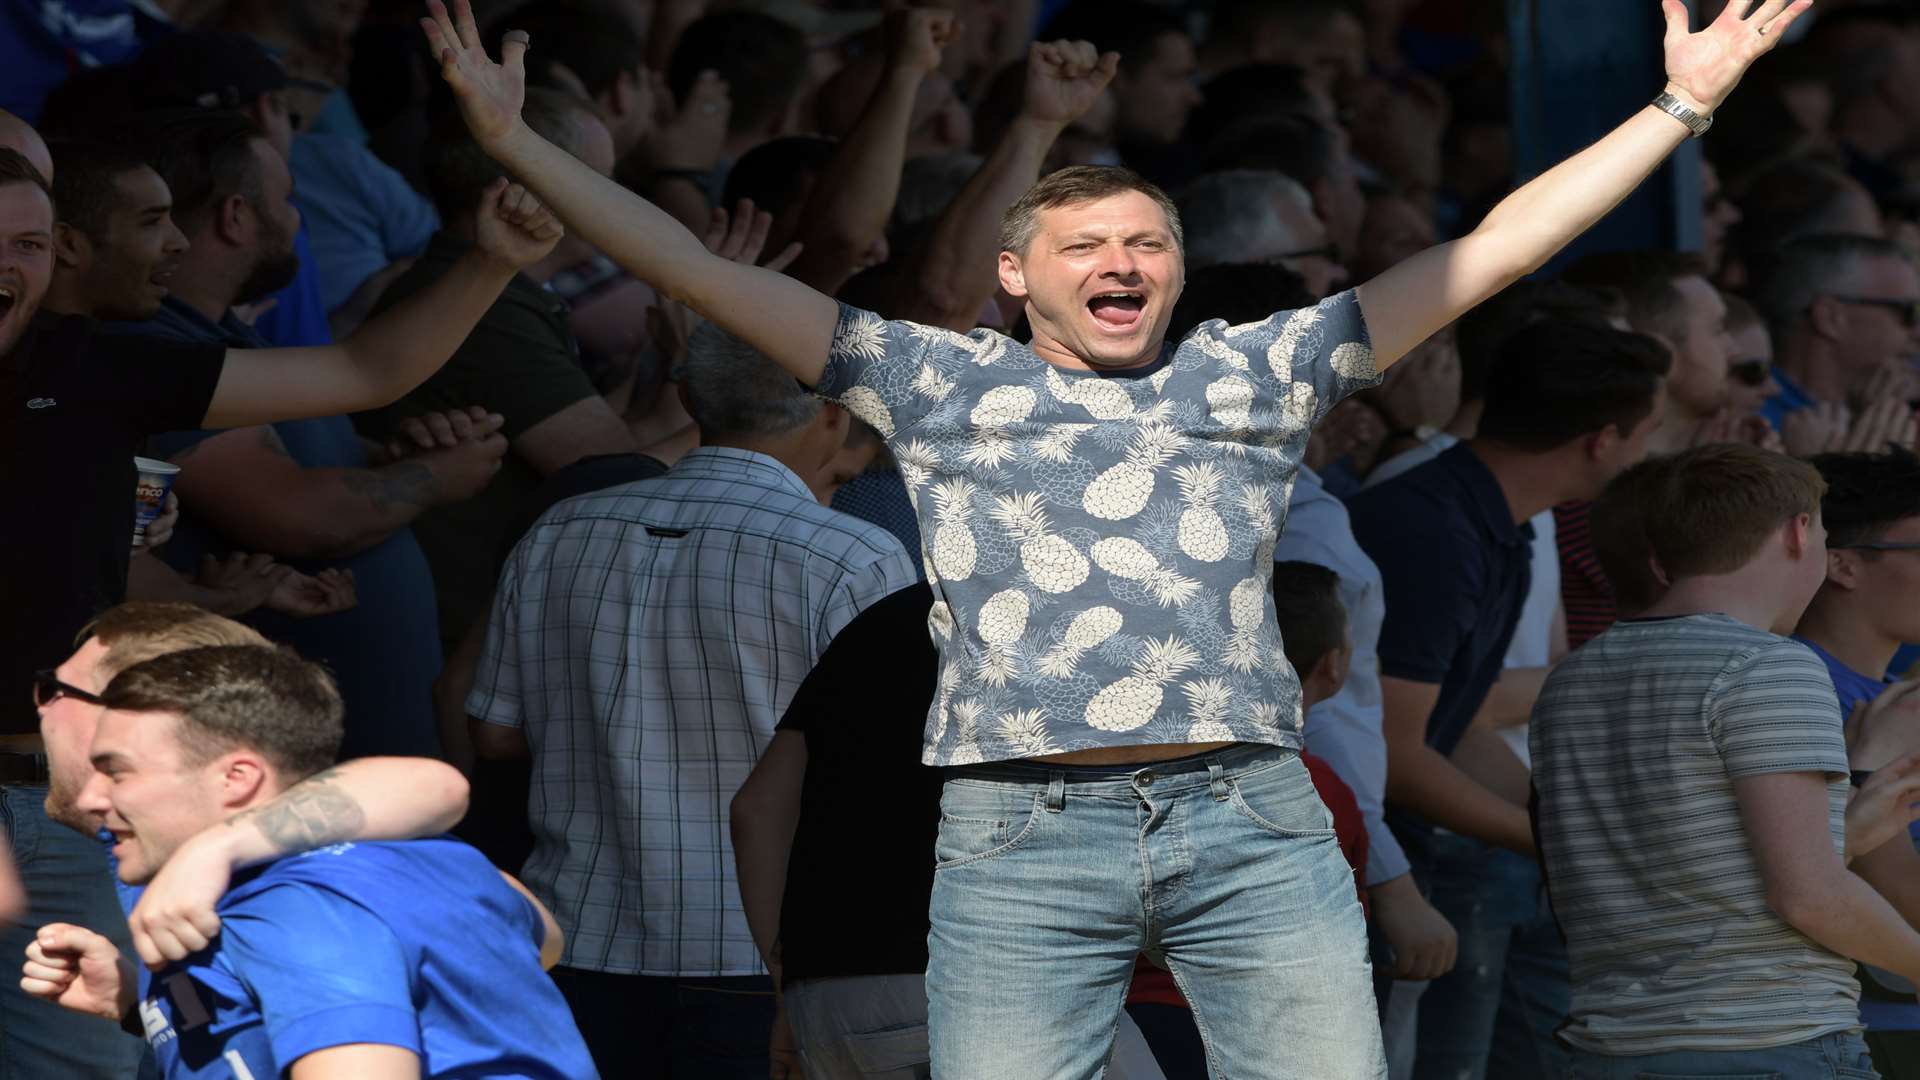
[1195,334,1249,371]
[841,385,895,437]
[989,492,1091,593]
[1091,538,1201,608]
[1044,367,1136,419]
[1030,423,1093,464]
[911,364,956,402]
[1265,305,1321,376]
[895,439,941,491]
[1332,340,1376,380]
[1172,463,1230,562]
[1225,484,1277,672]
[976,588,1031,647]
[946,699,986,765]
[997,708,1059,756]
[835,310,888,362]
[1082,423,1185,521]
[929,479,980,581]
[1037,606,1124,678]
[965,385,1036,469]
[1085,636,1200,731]
[1184,678,1236,742]
[1206,376,1255,436]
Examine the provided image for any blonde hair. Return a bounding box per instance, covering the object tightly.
[80,602,268,684]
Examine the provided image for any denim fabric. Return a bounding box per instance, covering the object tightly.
[550,967,772,1078]
[1411,832,1570,1080]
[926,744,1385,1079]
[1568,1030,1879,1080]
[0,786,149,1079]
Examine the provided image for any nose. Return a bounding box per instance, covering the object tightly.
[1096,239,1138,278]
[164,221,188,255]
[73,769,111,816]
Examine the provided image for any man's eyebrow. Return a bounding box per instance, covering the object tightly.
[89,750,128,771]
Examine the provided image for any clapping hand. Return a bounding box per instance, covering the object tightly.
[265,568,357,619]
[1660,0,1813,114]
[1021,40,1119,130]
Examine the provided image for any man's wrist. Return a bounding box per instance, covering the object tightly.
[1009,112,1069,144]
[1661,82,1715,117]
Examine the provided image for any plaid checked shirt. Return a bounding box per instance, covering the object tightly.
[468,447,919,976]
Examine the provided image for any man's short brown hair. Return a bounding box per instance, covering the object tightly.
[1590,455,1676,616]
[80,602,268,685]
[99,644,342,782]
[1000,165,1184,255]
[1636,444,1827,581]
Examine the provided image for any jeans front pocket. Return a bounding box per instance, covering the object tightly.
[845,1022,930,1078]
[1226,753,1337,838]
[933,782,1042,869]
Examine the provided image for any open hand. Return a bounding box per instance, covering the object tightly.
[1371,875,1458,981]
[704,199,803,272]
[422,0,526,148]
[1661,0,1812,114]
[1847,681,1920,773]
[385,406,505,459]
[1021,40,1119,129]
[1781,401,1849,457]
[21,924,129,1021]
[1847,751,1920,860]
[474,179,564,270]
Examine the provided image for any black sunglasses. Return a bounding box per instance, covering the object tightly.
[31,669,103,709]
[1729,357,1771,387]
[1830,296,1920,329]
[1836,541,1920,553]
[1277,243,1343,264]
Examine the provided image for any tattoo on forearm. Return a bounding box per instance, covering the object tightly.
[342,462,435,510]
[235,766,368,853]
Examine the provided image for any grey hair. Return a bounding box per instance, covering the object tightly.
[680,321,824,437]
[894,152,984,235]
[1175,169,1317,270]
[1757,233,1911,336]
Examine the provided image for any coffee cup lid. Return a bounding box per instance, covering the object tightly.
[134,456,181,476]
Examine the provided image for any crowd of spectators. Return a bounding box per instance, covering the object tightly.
[7,0,1920,1078]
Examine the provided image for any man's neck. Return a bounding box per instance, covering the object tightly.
[1467,438,1577,524]
[165,264,241,326]
[1639,573,1790,634]
[1795,598,1899,680]
[1442,398,1483,441]
[1777,337,1858,405]
[43,277,99,319]
[1647,404,1712,455]
[702,432,823,484]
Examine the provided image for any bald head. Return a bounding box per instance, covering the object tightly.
[0,111,51,182]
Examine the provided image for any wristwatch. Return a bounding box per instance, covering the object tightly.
[1652,91,1713,138]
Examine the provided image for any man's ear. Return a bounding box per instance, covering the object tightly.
[214,192,253,248]
[1827,547,1862,590]
[997,250,1029,298]
[819,400,851,443]
[1585,424,1623,464]
[216,752,272,812]
[52,222,90,270]
[1808,293,1849,341]
[1783,511,1815,561]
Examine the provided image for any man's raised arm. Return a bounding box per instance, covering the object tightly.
[1356,0,1808,368]
[422,0,842,386]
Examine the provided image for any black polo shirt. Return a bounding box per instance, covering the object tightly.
[775,583,940,988]
[1,313,225,734]
[1346,441,1533,760]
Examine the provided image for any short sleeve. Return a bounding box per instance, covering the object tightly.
[784,583,933,736]
[220,886,420,1066]
[1218,289,1382,429]
[466,549,525,730]
[1708,641,1849,779]
[814,304,1003,438]
[449,304,598,441]
[88,333,226,435]
[1356,511,1481,685]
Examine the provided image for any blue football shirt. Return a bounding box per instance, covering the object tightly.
[113,837,595,1078]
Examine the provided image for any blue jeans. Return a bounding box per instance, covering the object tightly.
[0,785,150,1079]
[927,744,1384,1079]
[1568,1030,1879,1079]
[1409,832,1570,1080]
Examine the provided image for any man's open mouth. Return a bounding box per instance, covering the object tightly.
[1088,291,1146,330]
[0,284,16,321]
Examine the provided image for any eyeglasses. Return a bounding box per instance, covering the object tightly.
[31,670,103,709]
[1835,542,1920,553]
[1829,296,1920,329]
[1729,357,1772,387]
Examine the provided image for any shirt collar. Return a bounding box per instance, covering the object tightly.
[1440,442,1527,547]
[107,296,268,348]
[1769,366,1815,412]
[669,446,817,502]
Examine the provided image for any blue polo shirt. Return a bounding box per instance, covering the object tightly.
[1347,441,1533,760]
[1759,366,1816,429]
[115,838,595,1079]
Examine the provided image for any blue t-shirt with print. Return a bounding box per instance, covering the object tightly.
[814,291,1381,765]
[114,837,595,1079]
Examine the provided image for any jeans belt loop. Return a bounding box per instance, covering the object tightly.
[1044,771,1066,813]
[1207,761,1230,801]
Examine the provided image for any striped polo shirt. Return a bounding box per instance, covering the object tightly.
[1531,613,1857,1055]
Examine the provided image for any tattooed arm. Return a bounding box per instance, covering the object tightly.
[162,418,506,560]
[125,758,471,968]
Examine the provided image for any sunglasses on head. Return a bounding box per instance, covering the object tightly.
[31,670,103,709]
[1729,357,1771,387]
[1831,296,1920,329]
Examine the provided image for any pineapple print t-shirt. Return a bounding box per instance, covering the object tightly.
[816,290,1382,765]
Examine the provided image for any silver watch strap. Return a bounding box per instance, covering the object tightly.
[1652,91,1712,138]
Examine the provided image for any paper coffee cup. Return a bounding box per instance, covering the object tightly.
[133,457,180,547]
